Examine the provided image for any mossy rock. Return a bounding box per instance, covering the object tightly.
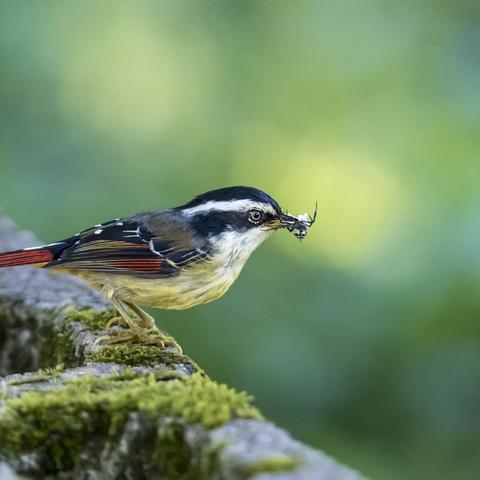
[63,306,117,332]
[87,343,199,369]
[0,371,262,476]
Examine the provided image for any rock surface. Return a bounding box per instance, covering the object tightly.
[0,214,363,480]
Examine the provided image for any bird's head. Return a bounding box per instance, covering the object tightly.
[178,186,315,264]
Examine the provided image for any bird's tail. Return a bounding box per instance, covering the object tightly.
[0,244,62,268]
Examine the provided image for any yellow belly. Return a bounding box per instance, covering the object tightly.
[68,264,241,310]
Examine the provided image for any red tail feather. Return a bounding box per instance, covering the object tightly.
[0,247,54,267]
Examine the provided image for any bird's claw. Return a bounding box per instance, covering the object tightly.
[105,315,129,329]
[140,329,183,353]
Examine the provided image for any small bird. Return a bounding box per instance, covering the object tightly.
[0,186,315,349]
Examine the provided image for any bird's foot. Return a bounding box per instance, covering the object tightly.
[137,328,183,353]
[95,327,182,353]
[105,313,157,330]
[105,315,129,329]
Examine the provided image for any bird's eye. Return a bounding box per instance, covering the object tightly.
[248,209,263,224]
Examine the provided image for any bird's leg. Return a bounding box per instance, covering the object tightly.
[105,315,127,329]
[125,301,183,353]
[105,314,130,329]
[110,297,139,329]
[97,297,182,352]
[124,302,158,330]
[105,302,150,329]
[95,297,143,345]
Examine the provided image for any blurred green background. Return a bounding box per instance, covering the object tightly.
[1,1,479,478]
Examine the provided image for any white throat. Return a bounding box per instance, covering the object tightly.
[212,228,273,273]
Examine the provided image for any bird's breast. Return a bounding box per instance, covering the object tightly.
[80,259,244,310]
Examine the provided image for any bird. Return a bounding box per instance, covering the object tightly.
[0,186,315,350]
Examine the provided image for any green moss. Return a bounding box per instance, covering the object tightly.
[88,344,202,371]
[62,307,197,370]
[6,373,50,387]
[245,455,301,476]
[7,364,64,387]
[150,420,220,480]
[153,421,199,479]
[38,362,65,377]
[38,319,78,369]
[0,372,262,474]
[63,305,117,331]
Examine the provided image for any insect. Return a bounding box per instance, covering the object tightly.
[282,202,318,240]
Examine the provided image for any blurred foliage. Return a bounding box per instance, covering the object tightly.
[1,1,480,479]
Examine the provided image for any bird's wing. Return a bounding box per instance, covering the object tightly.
[46,213,210,278]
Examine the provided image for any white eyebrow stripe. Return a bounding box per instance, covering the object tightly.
[182,200,277,216]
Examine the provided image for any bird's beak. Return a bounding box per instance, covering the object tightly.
[265,213,299,231]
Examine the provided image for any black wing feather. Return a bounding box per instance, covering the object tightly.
[45,216,210,278]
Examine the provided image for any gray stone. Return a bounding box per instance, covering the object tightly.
[0,462,17,480]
